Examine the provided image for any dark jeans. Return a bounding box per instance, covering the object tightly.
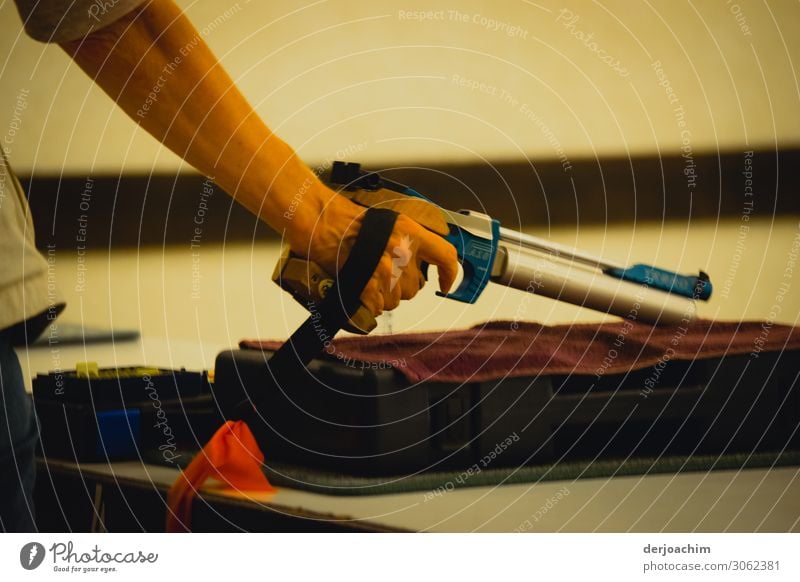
[0,330,37,532]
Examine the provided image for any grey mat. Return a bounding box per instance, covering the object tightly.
[147,449,800,496]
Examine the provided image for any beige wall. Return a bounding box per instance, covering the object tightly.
[33,217,800,345]
[1,0,798,175]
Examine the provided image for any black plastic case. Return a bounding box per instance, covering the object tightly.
[33,366,218,462]
[213,348,800,475]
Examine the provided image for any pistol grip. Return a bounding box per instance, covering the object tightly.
[272,248,377,335]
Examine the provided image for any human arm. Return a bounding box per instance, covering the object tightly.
[58,0,457,314]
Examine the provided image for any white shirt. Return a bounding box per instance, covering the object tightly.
[0,148,64,335]
[13,0,146,43]
[2,0,146,337]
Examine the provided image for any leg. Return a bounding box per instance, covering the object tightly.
[0,331,38,532]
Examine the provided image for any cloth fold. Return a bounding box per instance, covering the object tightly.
[241,319,800,384]
[166,420,274,532]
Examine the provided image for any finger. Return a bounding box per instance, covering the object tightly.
[381,256,403,311]
[388,281,402,310]
[398,260,422,300]
[360,278,384,317]
[413,226,459,294]
[383,226,421,300]
[399,269,421,300]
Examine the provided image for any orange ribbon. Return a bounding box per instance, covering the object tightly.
[166,420,274,532]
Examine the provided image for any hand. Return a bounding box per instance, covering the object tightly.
[290,189,459,317]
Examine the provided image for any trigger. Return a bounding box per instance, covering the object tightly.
[420,261,429,281]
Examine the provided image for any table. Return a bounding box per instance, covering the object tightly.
[34,456,800,532]
[22,218,800,532]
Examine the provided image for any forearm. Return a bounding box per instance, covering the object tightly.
[60,0,332,250]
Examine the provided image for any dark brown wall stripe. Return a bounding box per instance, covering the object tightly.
[23,149,799,250]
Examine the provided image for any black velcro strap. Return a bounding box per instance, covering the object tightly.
[236,207,398,419]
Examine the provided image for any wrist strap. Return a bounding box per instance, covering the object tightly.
[234,206,399,420]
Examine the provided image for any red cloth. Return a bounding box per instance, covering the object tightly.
[241,319,800,384]
[166,420,274,533]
